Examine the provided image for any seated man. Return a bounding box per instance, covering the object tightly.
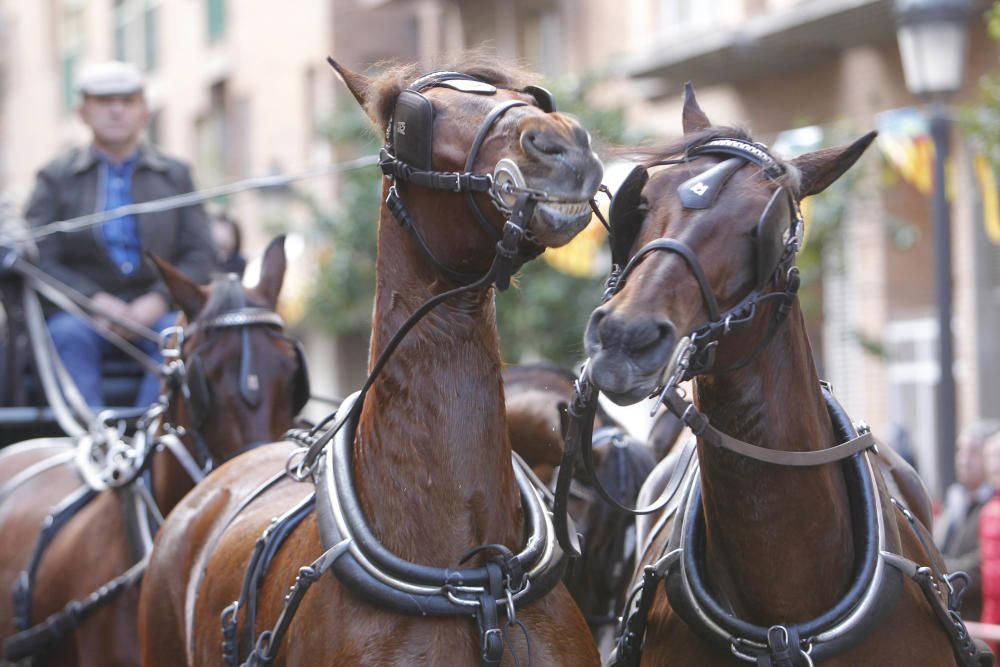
[25,61,216,408]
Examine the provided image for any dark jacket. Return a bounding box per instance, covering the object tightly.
[943,495,988,621]
[25,143,216,303]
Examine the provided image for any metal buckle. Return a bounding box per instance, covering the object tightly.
[159,325,185,358]
[445,172,463,192]
[482,627,503,652]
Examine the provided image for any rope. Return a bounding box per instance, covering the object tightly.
[7,155,378,243]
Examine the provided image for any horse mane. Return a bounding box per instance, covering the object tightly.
[365,53,538,130]
[618,126,801,191]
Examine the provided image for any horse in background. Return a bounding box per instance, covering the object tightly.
[0,236,307,667]
[504,362,655,650]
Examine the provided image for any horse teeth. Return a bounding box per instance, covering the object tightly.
[545,201,589,216]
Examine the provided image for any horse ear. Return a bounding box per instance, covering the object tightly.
[682,82,711,134]
[255,235,286,308]
[148,254,208,320]
[791,131,877,198]
[327,57,377,124]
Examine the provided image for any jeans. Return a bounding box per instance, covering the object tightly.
[47,310,179,409]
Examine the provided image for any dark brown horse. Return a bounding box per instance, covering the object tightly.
[138,59,604,666]
[503,362,655,649]
[582,87,989,666]
[0,236,305,667]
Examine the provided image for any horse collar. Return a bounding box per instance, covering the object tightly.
[611,390,905,667]
[311,393,570,667]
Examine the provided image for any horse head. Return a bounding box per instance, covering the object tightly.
[150,235,308,467]
[329,58,604,277]
[585,84,875,404]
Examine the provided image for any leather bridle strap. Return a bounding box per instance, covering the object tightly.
[381,99,537,285]
[613,237,722,321]
[660,391,877,467]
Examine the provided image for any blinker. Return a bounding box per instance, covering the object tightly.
[677,158,744,210]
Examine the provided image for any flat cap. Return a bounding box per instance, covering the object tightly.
[76,61,145,97]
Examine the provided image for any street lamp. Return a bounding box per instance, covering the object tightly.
[894,0,973,495]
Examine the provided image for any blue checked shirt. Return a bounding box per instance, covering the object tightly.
[98,151,141,275]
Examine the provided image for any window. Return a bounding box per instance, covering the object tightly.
[113,0,159,71]
[207,0,226,43]
[196,82,228,185]
[58,0,85,113]
[522,11,561,78]
[658,0,722,36]
[886,318,940,491]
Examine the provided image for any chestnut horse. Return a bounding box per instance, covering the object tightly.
[0,236,306,667]
[581,87,992,666]
[138,59,604,666]
[503,362,655,648]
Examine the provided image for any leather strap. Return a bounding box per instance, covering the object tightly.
[663,392,876,467]
[616,238,721,322]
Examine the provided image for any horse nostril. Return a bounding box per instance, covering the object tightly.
[628,319,673,355]
[521,128,566,159]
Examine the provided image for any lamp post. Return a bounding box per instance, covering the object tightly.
[894,0,973,495]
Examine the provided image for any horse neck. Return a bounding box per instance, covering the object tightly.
[354,202,522,565]
[693,302,855,624]
[151,433,200,512]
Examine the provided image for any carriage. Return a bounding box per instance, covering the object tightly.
[0,56,991,667]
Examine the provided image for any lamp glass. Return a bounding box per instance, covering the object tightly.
[896,20,968,95]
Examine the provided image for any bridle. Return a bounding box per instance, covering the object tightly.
[377,69,563,290]
[158,300,309,478]
[554,138,840,548]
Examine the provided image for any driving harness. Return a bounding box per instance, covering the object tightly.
[2,300,308,663]
[552,137,993,666]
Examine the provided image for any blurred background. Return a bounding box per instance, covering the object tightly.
[1,0,998,497]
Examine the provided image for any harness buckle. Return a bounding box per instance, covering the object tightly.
[444,172,463,192]
[482,627,503,653]
[159,325,185,359]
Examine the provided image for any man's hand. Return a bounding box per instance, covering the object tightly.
[90,291,168,341]
[125,292,169,338]
[90,291,131,334]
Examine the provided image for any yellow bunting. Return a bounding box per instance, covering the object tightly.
[975,155,1000,245]
[543,211,608,278]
